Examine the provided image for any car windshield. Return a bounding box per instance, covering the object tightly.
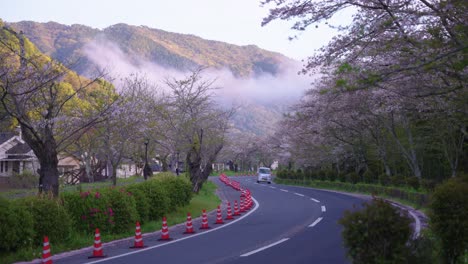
[259,168,270,174]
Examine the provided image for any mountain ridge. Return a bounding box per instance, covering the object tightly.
[7,20,295,78]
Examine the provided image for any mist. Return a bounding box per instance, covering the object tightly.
[83,37,313,107]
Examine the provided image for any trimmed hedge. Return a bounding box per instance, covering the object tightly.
[139,179,170,220]
[17,195,72,244]
[125,184,151,223]
[154,175,192,210]
[0,197,34,251]
[99,187,138,234]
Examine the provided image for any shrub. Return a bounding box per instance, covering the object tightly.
[406,177,420,190]
[362,170,375,184]
[346,172,360,184]
[9,171,37,189]
[125,184,151,223]
[99,187,138,234]
[140,180,170,220]
[339,198,412,263]
[0,197,34,251]
[378,173,390,186]
[338,172,347,182]
[391,174,407,187]
[327,170,337,182]
[317,170,327,181]
[155,175,192,210]
[430,177,468,264]
[17,195,72,244]
[61,190,112,234]
[421,179,436,191]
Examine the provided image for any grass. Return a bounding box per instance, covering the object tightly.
[0,180,220,264]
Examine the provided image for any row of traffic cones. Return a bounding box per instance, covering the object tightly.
[42,202,247,262]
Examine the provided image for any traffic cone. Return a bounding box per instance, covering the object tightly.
[233,200,240,216]
[183,212,196,234]
[225,202,234,220]
[42,236,52,264]
[158,217,172,241]
[88,228,107,258]
[199,209,211,229]
[240,197,245,213]
[214,205,224,224]
[130,221,146,248]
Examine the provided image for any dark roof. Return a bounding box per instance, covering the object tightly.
[6,142,32,155]
[0,132,15,145]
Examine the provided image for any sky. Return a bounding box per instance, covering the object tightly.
[0,0,353,60]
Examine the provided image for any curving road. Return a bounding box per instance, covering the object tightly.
[52,176,367,264]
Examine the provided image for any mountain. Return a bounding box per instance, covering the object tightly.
[7,21,293,78]
[6,20,303,136]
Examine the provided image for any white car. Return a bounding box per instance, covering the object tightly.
[257,167,272,184]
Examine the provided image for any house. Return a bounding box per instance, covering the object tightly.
[0,131,81,180]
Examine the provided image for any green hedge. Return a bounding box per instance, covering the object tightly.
[138,179,170,220]
[275,178,429,208]
[125,184,151,223]
[0,197,35,251]
[99,188,138,234]
[17,195,72,244]
[154,175,192,210]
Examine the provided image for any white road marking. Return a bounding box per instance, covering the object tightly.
[294,192,305,197]
[240,238,290,257]
[310,198,320,203]
[270,186,276,189]
[309,217,323,227]
[85,198,261,264]
[321,206,326,212]
[280,189,288,192]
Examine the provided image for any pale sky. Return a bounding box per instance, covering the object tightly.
[0,0,353,60]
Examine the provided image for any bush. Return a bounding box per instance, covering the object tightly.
[379,173,390,186]
[346,172,360,184]
[61,190,112,234]
[140,180,170,220]
[339,198,412,263]
[338,172,347,182]
[17,195,72,244]
[327,170,337,182]
[99,187,138,234]
[391,174,407,187]
[8,171,37,189]
[0,197,34,251]
[125,184,151,223]
[155,175,192,210]
[362,170,375,184]
[406,177,420,190]
[430,177,468,264]
[421,179,436,191]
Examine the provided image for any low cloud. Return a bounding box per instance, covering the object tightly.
[83,37,313,106]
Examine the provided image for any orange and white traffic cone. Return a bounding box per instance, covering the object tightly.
[183,212,196,234]
[42,236,52,264]
[233,200,240,216]
[158,217,172,241]
[88,228,107,258]
[200,209,211,229]
[214,205,224,224]
[225,202,234,220]
[240,197,245,213]
[130,221,145,248]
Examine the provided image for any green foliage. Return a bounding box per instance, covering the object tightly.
[430,177,468,264]
[406,177,420,190]
[391,174,407,187]
[339,198,412,264]
[61,190,112,234]
[17,195,72,244]
[8,171,38,189]
[379,173,391,186]
[338,172,347,182]
[346,172,360,184]
[99,187,138,234]
[125,184,151,223]
[0,197,34,251]
[154,175,192,210]
[140,179,170,220]
[362,170,376,184]
[327,170,337,182]
[421,179,437,191]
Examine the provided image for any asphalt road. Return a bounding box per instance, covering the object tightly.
[50,176,366,264]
